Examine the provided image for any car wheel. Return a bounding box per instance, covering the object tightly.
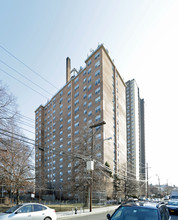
[44,218,51,220]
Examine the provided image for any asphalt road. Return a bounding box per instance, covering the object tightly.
[58,211,109,220]
[58,213,178,220]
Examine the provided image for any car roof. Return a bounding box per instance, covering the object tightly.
[19,203,47,206]
[121,201,165,209]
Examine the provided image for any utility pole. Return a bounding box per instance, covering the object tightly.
[88,121,106,212]
[146,163,149,198]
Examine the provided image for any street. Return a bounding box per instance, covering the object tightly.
[58,213,178,220]
[58,211,109,220]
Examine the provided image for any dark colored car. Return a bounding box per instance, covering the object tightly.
[107,201,171,220]
[167,200,178,215]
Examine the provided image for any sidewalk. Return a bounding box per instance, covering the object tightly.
[56,205,119,219]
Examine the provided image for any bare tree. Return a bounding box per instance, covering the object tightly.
[0,81,17,128]
[0,128,35,204]
[0,82,35,204]
[68,126,113,203]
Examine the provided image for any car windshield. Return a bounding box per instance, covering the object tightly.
[168,201,178,206]
[4,205,22,213]
[111,206,158,220]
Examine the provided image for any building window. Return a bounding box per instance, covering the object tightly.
[74,114,79,120]
[88,76,92,83]
[75,106,79,113]
[88,111,92,117]
[88,60,91,66]
[83,117,87,122]
[67,97,71,103]
[83,93,87,99]
[95,52,100,59]
[88,68,92,74]
[84,109,87,115]
[95,115,101,121]
[68,119,71,124]
[74,92,79,98]
[68,133,71,138]
[95,87,100,94]
[74,130,79,135]
[83,101,87,107]
[83,85,87,91]
[95,60,100,68]
[83,70,86,76]
[96,133,101,139]
[68,112,71,117]
[74,84,79,91]
[88,93,92,100]
[95,69,100,76]
[74,99,79,106]
[74,122,79,128]
[95,105,101,113]
[95,78,100,85]
[68,105,71,110]
[88,85,92,91]
[83,78,87,83]
[68,90,71,96]
[60,91,63,96]
[88,119,92,124]
[96,152,101,158]
[88,102,92,108]
[74,77,79,84]
[95,96,101,103]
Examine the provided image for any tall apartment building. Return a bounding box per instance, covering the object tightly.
[35,45,127,200]
[126,79,146,194]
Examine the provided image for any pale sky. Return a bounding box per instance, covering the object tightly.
[0,0,178,187]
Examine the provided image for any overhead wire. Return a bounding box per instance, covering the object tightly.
[0,132,35,146]
[0,59,53,96]
[0,45,58,90]
[0,128,35,143]
[0,68,48,99]
[4,107,35,123]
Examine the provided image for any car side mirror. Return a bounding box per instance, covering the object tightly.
[107,213,111,219]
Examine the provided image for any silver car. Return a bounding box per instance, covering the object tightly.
[0,203,57,220]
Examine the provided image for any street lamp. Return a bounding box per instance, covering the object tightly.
[88,120,106,212]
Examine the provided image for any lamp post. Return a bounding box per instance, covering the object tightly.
[88,120,106,212]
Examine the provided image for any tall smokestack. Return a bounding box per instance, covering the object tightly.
[66,57,71,83]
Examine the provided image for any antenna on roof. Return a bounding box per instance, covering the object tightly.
[90,48,94,53]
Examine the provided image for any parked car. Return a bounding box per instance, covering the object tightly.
[167,200,178,215]
[0,203,56,220]
[107,201,171,220]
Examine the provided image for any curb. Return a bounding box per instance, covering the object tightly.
[56,205,119,219]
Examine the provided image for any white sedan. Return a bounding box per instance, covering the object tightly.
[0,203,57,220]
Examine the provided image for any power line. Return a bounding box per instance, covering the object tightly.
[0,67,48,99]
[0,59,54,96]
[0,45,58,90]
[0,128,35,143]
[4,107,35,123]
[0,132,36,147]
